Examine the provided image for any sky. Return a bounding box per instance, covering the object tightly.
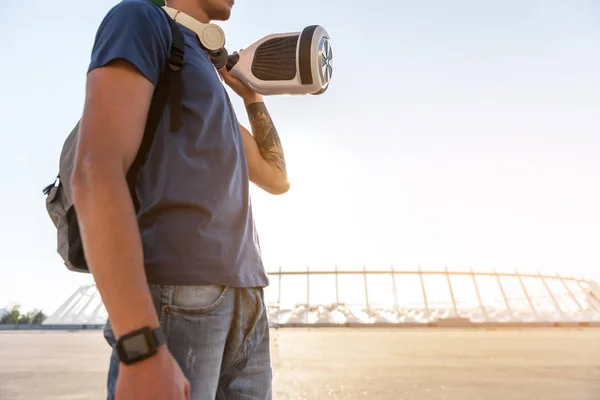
[0,0,598,314]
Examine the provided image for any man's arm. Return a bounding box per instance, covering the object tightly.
[217,60,290,195]
[71,0,171,341]
[240,96,290,195]
[70,3,190,398]
[71,60,159,339]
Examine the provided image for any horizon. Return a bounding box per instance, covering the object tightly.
[3,265,598,315]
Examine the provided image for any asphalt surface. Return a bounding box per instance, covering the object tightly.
[0,328,598,399]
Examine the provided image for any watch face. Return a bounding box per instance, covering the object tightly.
[117,327,159,365]
[122,334,150,358]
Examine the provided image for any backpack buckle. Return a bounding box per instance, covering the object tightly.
[43,175,59,195]
[168,46,184,72]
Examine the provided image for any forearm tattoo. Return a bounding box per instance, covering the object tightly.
[246,102,286,172]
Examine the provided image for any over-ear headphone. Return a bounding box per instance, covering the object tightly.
[162,6,229,69]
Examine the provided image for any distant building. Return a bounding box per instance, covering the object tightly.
[44,267,600,327]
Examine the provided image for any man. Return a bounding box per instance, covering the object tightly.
[71,0,288,398]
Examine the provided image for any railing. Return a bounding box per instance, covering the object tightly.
[264,267,600,325]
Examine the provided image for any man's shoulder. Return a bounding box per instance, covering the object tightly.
[105,0,170,29]
[89,0,174,85]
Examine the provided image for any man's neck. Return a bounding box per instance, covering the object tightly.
[165,0,210,23]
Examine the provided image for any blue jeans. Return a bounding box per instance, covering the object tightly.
[103,284,272,400]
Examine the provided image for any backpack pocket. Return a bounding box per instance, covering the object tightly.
[44,181,90,273]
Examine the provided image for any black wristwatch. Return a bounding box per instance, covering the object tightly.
[115,326,166,366]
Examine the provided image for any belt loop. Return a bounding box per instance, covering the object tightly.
[162,285,174,306]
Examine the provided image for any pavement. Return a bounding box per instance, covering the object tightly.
[0,328,599,399]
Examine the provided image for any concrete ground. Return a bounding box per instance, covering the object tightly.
[0,328,598,400]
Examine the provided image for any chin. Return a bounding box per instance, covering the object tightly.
[208,0,233,21]
[210,9,232,21]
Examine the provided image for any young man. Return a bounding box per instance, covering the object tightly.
[71,0,288,398]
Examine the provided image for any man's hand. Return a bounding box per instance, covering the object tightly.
[116,347,190,400]
[218,50,262,106]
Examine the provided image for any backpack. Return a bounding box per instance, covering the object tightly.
[43,9,185,273]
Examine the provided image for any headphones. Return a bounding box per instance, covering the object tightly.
[162,6,229,69]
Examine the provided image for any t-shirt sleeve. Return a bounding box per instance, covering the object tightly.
[88,0,172,86]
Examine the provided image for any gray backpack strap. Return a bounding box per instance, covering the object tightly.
[43,15,185,273]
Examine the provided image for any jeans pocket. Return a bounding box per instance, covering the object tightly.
[168,284,229,317]
[103,320,116,348]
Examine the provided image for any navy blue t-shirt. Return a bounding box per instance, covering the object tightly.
[88,0,268,287]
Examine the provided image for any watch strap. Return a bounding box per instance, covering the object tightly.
[153,326,166,346]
